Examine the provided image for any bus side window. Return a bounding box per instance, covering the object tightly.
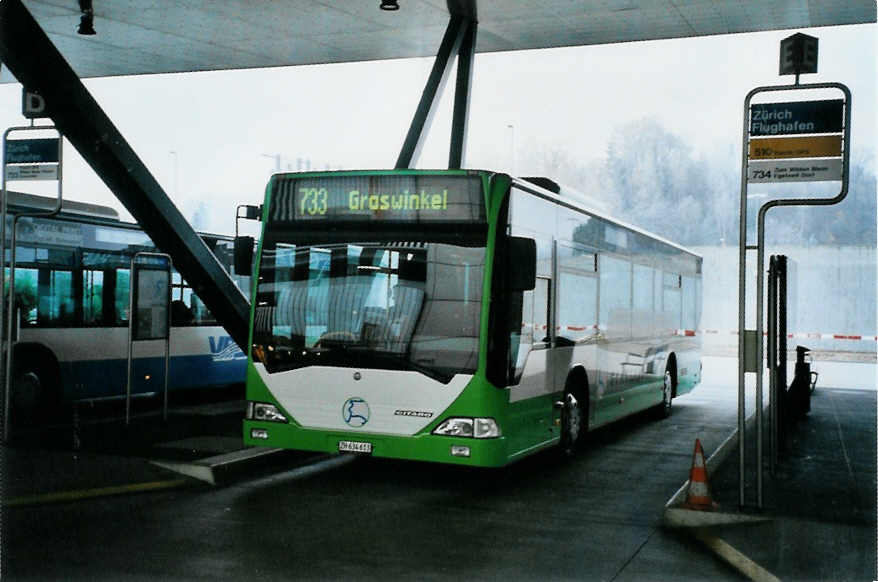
[171,299,195,325]
[9,267,38,326]
[37,269,75,327]
[534,277,551,344]
[599,255,632,340]
[82,269,104,325]
[190,293,216,325]
[115,269,130,325]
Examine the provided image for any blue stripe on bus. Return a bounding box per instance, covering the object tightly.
[59,355,246,400]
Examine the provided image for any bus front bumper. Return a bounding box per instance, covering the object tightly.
[243,420,510,467]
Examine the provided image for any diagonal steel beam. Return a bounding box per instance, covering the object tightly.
[0,0,250,350]
[449,21,476,169]
[395,16,466,169]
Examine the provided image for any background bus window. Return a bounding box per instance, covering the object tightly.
[170,271,219,326]
[82,270,104,325]
[115,269,130,324]
[557,242,597,343]
[661,271,682,333]
[632,263,654,337]
[682,275,697,332]
[558,272,596,343]
[653,269,663,335]
[599,255,631,340]
[38,269,75,326]
[534,277,550,344]
[7,267,38,325]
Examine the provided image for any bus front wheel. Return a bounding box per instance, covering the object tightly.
[12,361,59,425]
[12,368,42,420]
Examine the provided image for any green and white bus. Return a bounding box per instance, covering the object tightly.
[242,170,701,466]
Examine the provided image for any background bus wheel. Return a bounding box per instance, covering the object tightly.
[654,369,673,419]
[560,390,584,456]
[12,368,42,422]
[12,363,59,425]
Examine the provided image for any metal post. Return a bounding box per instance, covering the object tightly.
[755,232,765,507]
[163,273,171,422]
[741,81,851,508]
[126,265,135,425]
[777,256,788,449]
[768,256,778,474]
[738,90,752,508]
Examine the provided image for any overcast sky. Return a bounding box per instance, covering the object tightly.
[0,22,874,234]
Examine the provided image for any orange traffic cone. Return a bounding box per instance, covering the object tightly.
[682,438,717,510]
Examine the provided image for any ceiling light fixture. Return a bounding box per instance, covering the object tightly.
[77,0,96,35]
[380,1,399,11]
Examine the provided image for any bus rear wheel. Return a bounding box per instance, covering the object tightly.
[560,388,585,456]
[653,369,674,419]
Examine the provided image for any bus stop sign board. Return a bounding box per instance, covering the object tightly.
[749,99,843,136]
[3,137,60,163]
[747,97,844,184]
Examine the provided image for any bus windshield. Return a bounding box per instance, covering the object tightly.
[252,240,485,383]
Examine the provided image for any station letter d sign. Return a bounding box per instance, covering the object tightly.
[22,89,48,119]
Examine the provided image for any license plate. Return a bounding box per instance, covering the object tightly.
[338,440,373,454]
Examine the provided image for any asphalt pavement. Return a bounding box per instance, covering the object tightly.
[2,359,875,581]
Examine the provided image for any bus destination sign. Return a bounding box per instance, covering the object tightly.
[269,174,485,223]
[3,137,60,164]
[749,99,843,136]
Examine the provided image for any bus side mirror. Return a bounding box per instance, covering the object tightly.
[507,236,536,291]
[234,236,254,276]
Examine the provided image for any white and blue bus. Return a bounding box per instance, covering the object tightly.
[242,170,701,466]
[3,191,248,415]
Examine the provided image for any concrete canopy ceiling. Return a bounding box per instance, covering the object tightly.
[1,0,875,83]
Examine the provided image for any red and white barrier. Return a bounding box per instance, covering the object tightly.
[698,329,877,341]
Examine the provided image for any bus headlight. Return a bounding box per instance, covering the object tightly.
[246,402,288,423]
[474,417,501,438]
[432,417,500,439]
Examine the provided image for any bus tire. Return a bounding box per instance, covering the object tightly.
[12,366,42,423]
[560,374,587,456]
[12,350,61,424]
[653,367,674,419]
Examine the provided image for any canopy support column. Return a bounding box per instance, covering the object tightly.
[449,21,477,169]
[396,11,478,170]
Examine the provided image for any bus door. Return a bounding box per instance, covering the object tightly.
[507,271,554,450]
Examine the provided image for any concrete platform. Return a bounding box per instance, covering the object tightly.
[665,385,877,581]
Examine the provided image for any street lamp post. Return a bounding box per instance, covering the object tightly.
[261,153,281,172]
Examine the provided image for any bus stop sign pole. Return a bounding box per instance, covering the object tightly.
[738,33,851,508]
[1,125,62,442]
